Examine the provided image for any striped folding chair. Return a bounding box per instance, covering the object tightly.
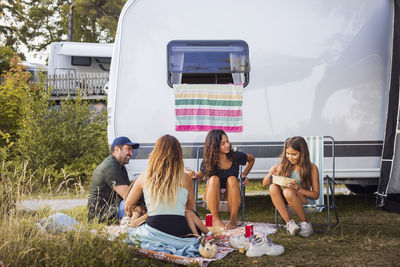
[274,136,339,232]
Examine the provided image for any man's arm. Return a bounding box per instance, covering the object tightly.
[114,185,130,200]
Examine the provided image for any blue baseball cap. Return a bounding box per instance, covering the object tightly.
[111,136,139,150]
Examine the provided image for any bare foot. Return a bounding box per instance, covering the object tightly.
[213,219,226,229]
[130,214,148,228]
[225,221,237,230]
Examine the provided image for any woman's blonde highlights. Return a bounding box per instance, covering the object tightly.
[144,135,184,208]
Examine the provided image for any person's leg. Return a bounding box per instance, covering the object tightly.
[117,200,126,220]
[205,176,225,228]
[226,176,241,229]
[269,184,291,223]
[282,188,308,222]
[185,210,199,236]
[185,209,210,236]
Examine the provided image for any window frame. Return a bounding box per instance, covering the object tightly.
[167,40,250,88]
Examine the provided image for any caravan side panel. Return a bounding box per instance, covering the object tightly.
[109,0,393,180]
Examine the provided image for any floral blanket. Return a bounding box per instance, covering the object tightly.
[107,222,278,266]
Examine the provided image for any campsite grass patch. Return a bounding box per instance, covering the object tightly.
[199,194,400,266]
[2,189,400,266]
[0,207,142,266]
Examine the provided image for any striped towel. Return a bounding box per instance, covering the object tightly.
[304,136,324,211]
[173,84,243,132]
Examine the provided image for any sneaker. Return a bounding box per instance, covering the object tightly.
[286,219,300,236]
[229,235,251,250]
[298,221,313,237]
[246,235,285,257]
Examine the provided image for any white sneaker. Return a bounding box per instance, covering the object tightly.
[246,235,284,257]
[298,221,313,237]
[229,235,251,250]
[286,219,300,236]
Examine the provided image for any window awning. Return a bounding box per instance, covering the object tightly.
[57,42,113,57]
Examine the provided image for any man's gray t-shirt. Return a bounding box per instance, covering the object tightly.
[87,154,130,223]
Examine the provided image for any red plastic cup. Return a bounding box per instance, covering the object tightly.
[245,224,254,238]
[205,214,213,227]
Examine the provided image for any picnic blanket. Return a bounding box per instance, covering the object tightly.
[107,222,278,266]
[173,84,243,132]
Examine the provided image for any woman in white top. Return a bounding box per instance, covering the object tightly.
[125,134,208,238]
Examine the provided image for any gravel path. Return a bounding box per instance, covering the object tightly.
[16,187,350,211]
[17,198,87,211]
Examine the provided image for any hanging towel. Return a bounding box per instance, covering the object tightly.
[173,84,243,132]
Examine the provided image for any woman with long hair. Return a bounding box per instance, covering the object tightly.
[196,129,255,229]
[124,135,209,255]
[263,136,319,237]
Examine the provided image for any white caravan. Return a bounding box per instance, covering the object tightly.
[108,0,393,193]
[48,42,113,76]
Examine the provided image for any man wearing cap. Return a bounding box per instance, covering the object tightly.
[88,136,139,224]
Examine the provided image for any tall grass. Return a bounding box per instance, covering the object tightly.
[0,161,140,266]
[0,161,17,217]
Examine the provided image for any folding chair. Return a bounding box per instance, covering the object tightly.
[193,146,246,226]
[274,136,339,232]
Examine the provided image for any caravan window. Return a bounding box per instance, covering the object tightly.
[94,57,111,71]
[167,40,250,87]
[71,56,91,66]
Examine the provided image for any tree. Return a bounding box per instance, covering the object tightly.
[75,0,127,41]
[16,0,127,54]
[0,47,15,74]
[18,0,69,52]
[0,0,25,48]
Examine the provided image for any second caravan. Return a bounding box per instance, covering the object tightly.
[48,42,113,76]
[47,42,113,96]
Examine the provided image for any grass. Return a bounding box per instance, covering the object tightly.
[5,194,399,266]
[200,194,400,266]
[2,167,399,266]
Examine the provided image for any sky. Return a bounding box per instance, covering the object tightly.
[22,45,48,65]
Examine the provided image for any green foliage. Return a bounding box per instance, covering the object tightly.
[60,3,99,43]
[14,82,109,187]
[0,0,24,48]
[12,0,127,54]
[0,46,15,74]
[0,55,32,147]
[18,0,68,52]
[75,0,128,41]
[0,53,108,190]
